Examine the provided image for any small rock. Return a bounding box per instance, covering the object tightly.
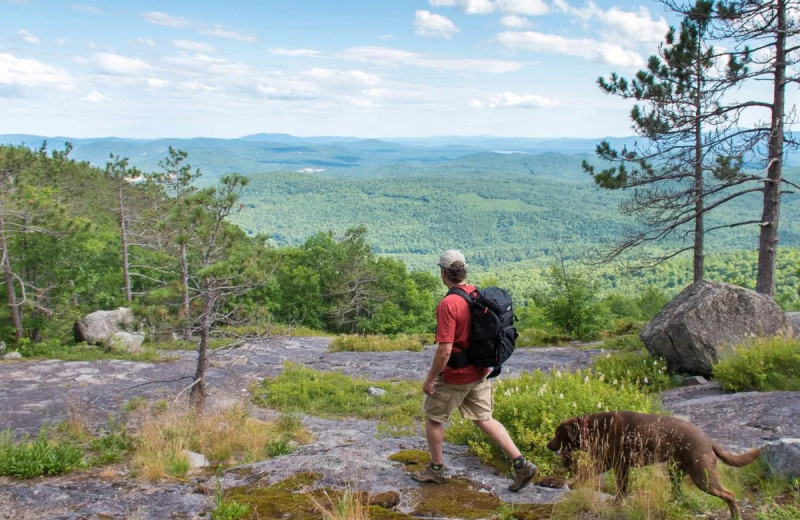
[367,386,386,397]
[369,491,399,508]
[681,375,708,386]
[761,438,800,479]
[2,351,22,360]
[182,450,210,469]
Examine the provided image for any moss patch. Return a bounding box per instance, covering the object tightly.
[388,449,429,472]
[223,472,414,519]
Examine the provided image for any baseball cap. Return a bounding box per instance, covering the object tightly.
[438,249,468,269]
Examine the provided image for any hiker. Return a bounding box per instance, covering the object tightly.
[411,249,538,491]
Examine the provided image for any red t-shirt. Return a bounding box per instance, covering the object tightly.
[435,283,490,384]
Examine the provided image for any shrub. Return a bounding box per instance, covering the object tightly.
[714,337,800,392]
[328,334,425,353]
[592,350,672,392]
[445,368,660,474]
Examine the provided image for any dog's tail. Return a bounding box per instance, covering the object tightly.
[712,441,761,467]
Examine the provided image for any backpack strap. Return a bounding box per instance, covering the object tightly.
[444,286,473,369]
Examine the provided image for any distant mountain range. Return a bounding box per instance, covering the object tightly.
[0,133,643,181]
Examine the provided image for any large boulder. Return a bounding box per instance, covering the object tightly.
[74,308,145,352]
[640,281,793,376]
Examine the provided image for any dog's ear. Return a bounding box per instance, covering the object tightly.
[564,420,579,443]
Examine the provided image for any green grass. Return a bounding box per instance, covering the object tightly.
[253,362,421,435]
[328,334,432,353]
[714,337,800,392]
[11,338,168,362]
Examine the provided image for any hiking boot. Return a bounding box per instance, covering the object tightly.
[411,463,447,484]
[508,460,538,492]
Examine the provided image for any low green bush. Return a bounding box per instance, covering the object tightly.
[516,327,571,347]
[757,504,800,520]
[592,350,672,392]
[253,362,420,435]
[600,333,646,352]
[0,429,84,478]
[445,368,661,474]
[328,334,425,353]
[714,337,800,392]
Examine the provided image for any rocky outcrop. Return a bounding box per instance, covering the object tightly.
[786,312,800,338]
[761,438,800,479]
[74,307,145,352]
[640,281,793,376]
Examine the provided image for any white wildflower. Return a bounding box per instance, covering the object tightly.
[596,402,602,409]
[583,375,589,384]
[559,393,564,399]
[612,378,618,385]
[644,377,649,384]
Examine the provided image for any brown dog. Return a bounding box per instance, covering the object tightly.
[546,411,761,519]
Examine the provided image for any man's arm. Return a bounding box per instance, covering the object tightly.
[423,342,452,395]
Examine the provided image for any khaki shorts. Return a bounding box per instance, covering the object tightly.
[422,375,493,423]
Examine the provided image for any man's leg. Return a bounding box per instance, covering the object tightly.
[472,418,521,459]
[473,417,538,492]
[426,417,446,465]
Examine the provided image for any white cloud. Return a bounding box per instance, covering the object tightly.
[429,0,458,6]
[173,39,217,53]
[495,31,644,67]
[179,81,218,93]
[462,0,495,14]
[72,4,104,14]
[202,27,258,43]
[140,11,189,28]
[378,34,395,41]
[129,38,156,47]
[487,91,553,108]
[56,38,66,47]
[305,68,380,86]
[555,1,667,43]
[270,48,323,57]
[163,53,252,78]
[342,46,524,74]
[414,10,460,39]
[499,15,531,28]
[496,0,548,16]
[18,29,39,44]
[469,99,485,108]
[93,52,152,75]
[147,78,168,89]
[0,53,73,89]
[82,90,107,103]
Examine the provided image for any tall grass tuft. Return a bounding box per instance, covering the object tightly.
[129,402,308,480]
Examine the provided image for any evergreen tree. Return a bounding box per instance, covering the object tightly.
[584,0,754,281]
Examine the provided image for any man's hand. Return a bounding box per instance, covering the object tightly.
[423,379,436,395]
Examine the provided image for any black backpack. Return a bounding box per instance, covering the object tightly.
[445,286,518,378]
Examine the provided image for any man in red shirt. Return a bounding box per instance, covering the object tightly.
[411,250,539,492]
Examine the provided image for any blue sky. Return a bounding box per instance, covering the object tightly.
[1,0,687,138]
